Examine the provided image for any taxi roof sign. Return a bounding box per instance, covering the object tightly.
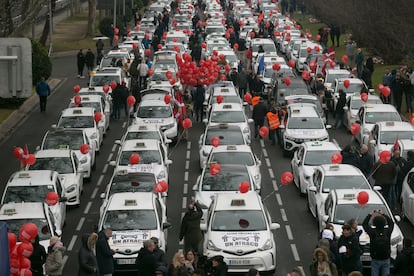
[73,109,83,114]
[138,125,148,130]
[385,121,395,126]
[125,199,137,206]
[82,97,90,101]
[223,104,232,109]
[310,141,323,146]
[329,165,340,171]
[343,193,356,200]
[231,199,246,206]
[3,208,17,215]
[226,145,237,150]
[59,145,70,149]
[88,87,95,91]
[135,142,146,147]
[292,109,300,113]
[18,173,30,178]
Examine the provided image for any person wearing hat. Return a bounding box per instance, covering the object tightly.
[208,255,228,276]
[337,224,361,274]
[45,236,66,276]
[179,201,203,253]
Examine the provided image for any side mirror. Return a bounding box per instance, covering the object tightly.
[100,193,106,199]
[279,125,285,129]
[394,215,401,223]
[162,222,172,229]
[165,159,173,165]
[322,215,329,222]
[343,106,348,111]
[325,125,332,129]
[165,139,172,144]
[109,161,116,166]
[200,224,207,231]
[247,118,254,123]
[373,185,382,191]
[36,146,40,151]
[51,124,57,129]
[202,118,208,124]
[114,140,122,145]
[355,120,361,124]
[408,194,414,200]
[308,186,317,193]
[192,184,198,191]
[55,229,62,237]
[270,223,280,230]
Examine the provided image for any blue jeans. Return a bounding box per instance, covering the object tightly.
[334,113,344,128]
[370,258,390,276]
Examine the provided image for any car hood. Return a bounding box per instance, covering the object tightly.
[209,230,269,251]
[136,117,174,126]
[195,191,239,208]
[58,174,78,188]
[286,129,328,138]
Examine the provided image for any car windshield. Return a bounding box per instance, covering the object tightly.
[166,37,187,44]
[365,112,401,124]
[5,218,52,241]
[150,72,171,82]
[351,98,382,110]
[287,117,324,129]
[43,132,84,150]
[100,57,124,68]
[205,129,245,145]
[210,152,254,166]
[109,174,156,195]
[337,83,364,94]
[322,175,370,193]
[211,111,245,123]
[278,88,309,99]
[325,73,350,84]
[69,102,101,112]
[201,169,250,191]
[286,99,323,114]
[3,186,55,203]
[137,106,172,118]
[207,43,228,52]
[119,150,161,165]
[225,54,237,63]
[211,95,240,104]
[264,69,275,78]
[58,116,94,128]
[332,204,388,224]
[103,210,157,231]
[252,43,276,53]
[380,131,414,144]
[125,131,161,141]
[211,210,267,231]
[90,75,120,87]
[206,26,225,34]
[304,151,341,166]
[30,157,74,174]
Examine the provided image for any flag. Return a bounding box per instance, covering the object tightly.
[393,136,400,151]
[257,55,265,75]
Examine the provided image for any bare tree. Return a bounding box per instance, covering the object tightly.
[8,0,49,37]
[86,0,97,36]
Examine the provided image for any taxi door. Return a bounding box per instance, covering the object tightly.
[291,146,304,188]
[308,169,322,218]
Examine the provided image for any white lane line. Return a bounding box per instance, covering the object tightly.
[182,197,187,209]
[111,144,117,152]
[62,255,68,269]
[291,244,300,261]
[184,171,189,182]
[102,164,108,174]
[276,193,283,206]
[91,187,99,199]
[97,175,104,187]
[107,153,113,162]
[268,168,274,179]
[187,141,191,150]
[179,240,184,245]
[186,151,191,159]
[265,158,271,168]
[183,183,188,194]
[122,122,127,128]
[285,225,293,240]
[181,212,185,219]
[83,202,92,214]
[185,160,190,170]
[76,217,85,231]
[272,180,279,192]
[67,235,77,251]
[280,208,288,222]
[263,148,268,158]
[260,139,265,147]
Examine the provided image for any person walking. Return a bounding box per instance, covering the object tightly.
[29,235,47,276]
[111,82,123,120]
[78,233,99,276]
[179,201,203,253]
[355,48,364,78]
[193,84,205,123]
[137,58,149,88]
[77,49,86,78]
[36,77,51,112]
[337,224,361,275]
[266,106,280,145]
[45,236,65,276]
[96,229,115,276]
[358,144,373,179]
[334,89,346,129]
[237,68,248,97]
[85,49,95,73]
[393,238,414,276]
[135,239,158,276]
[96,39,104,62]
[391,148,407,207]
[345,41,356,68]
[309,247,338,276]
[252,97,267,139]
[362,210,394,276]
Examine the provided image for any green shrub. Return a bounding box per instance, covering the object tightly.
[0,97,27,108]
[32,40,52,85]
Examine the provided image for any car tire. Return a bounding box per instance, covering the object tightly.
[86,175,92,183]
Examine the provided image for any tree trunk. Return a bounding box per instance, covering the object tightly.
[74,0,81,13]
[39,18,50,46]
[86,0,96,36]
[9,0,48,37]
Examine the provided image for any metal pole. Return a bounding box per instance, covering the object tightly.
[48,0,53,56]
[123,0,125,16]
[113,0,117,27]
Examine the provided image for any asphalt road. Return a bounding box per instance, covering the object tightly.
[1,54,413,275]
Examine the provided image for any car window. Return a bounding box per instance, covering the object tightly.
[322,175,371,193]
[58,116,95,128]
[125,131,161,141]
[287,117,324,129]
[304,151,340,166]
[365,112,401,124]
[333,204,387,224]
[202,169,250,191]
[211,110,245,123]
[211,210,267,231]
[5,218,52,241]
[380,131,414,144]
[43,132,84,150]
[155,199,163,227]
[137,106,172,118]
[205,129,245,145]
[90,75,121,86]
[109,174,156,195]
[3,186,54,203]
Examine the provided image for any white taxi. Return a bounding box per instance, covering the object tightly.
[343,93,382,131]
[318,189,403,266]
[89,67,129,89]
[200,192,280,273]
[1,170,67,227]
[356,104,402,145]
[281,103,330,156]
[78,87,112,112]
[401,168,414,225]
[307,164,373,226]
[323,69,352,92]
[55,107,104,153]
[110,139,172,182]
[204,103,253,144]
[135,99,178,142]
[204,145,262,187]
[250,38,277,57]
[291,141,342,194]
[205,85,245,114]
[29,149,84,206]
[98,192,171,271]
[199,124,249,169]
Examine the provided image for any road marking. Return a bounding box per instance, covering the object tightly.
[187,141,191,150]
[265,158,271,167]
[182,197,187,209]
[62,255,68,269]
[260,139,265,147]
[272,180,279,192]
[122,122,127,128]
[67,235,77,251]
[97,175,104,187]
[268,168,274,179]
[102,164,108,174]
[290,244,300,261]
[276,193,283,206]
[183,183,188,194]
[285,225,293,240]
[181,212,185,219]
[280,208,288,222]
[84,202,92,214]
[111,144,117,152]
[179,240,184,245]
[186,151,191,159]
[91,187,99,199]
[263,148,268,158]
[107,153,113,162]
[184,171,189,182]
[76,217,85,231]
[185,160,190,170]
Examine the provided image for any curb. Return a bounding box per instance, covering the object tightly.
[0,78,62,143]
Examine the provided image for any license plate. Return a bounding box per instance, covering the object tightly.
[361,255,371,262]
[228,259,250,265]
[117,258,135,265]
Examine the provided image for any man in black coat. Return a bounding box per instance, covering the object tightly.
[135,239,157,276]
[150,237,167,272]
[96,229,114,275]
[85,49,95,73]
[193,84,205,122]
[180,201,203,253]
[77,49,86,78]
[252,97,268,138]
[358,144,373,178]
[393,238,414,276]
[334,89,346,129]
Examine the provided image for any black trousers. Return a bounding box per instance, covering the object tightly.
[39,95,47,112]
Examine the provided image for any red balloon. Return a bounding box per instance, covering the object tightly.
[74,95,81,106]
[113,35,119,41]
[114,27,119,35]
[381,86,391,97]
[357,191,369,206]
[219,74,227,81]
[244,93,252,103]
[127,95,136,107]
[233,43,239,50]
[216,95,224,104]
[94,112,103,123]
[379,150,391,164]
[103,85,110,94]
[148,68,154,76]
[129,153,140,165]
[309,61,317,72]
[10,257,19,275]
[238,181,250,193]
[280,171,293,185]
[211,136,220,147]
[284,77,291,86]
[343,79,351,89]
[307,47,312,53]
[154,180,168,193]
[272,63,281,71]
[288,59,295,68]
[210,163,221,176]
[169,78,176,85]
[19,223,38,243]
[8,232,17,251]
[224,64,231,73]
[182,118,192,129]
[132,43,138,50]
[377,83,384,92]
[250,31,255,38]
[360,93,368,103]
[45,191,59,206]
[341,55,349,63]
[331,153,343,164]
[110,81,117,90]
[316,34,321,41]
[259,126,269,138]
[301,70,310,81]
[314,45,320,52]
[164,94,172,104]
[19,257,31,269]
[18,268,32,276]
[13,147,24,159]
[157,44,162,50]
[24,154,36,165]
[17,242,33,257]
[80,144,90,154]
[201,42,207,49]
[145,49,151,56]
[350,123,360,135]
[329,61,336,69]
[165,70,173,79]
[73,85,81,94]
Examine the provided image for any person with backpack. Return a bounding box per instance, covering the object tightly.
[362,210,394,276]
[393,238,414,276]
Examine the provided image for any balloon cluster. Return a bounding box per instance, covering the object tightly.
[8,223,39,276]
[13,145,36,166]
[377,84,391,97]
[175,53,220,86]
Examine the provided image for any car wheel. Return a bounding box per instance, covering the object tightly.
[85,175,92,183]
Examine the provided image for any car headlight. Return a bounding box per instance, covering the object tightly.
[207,240,221,251]
[90,133,97,139]
[79,156,88,164]
[391,235,402,246]
[259,239,273,251]
[243,127,249,133]
[66,184,77,194]
[158,171,166,179]
[254,174,260,181]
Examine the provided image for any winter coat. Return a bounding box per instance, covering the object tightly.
[358,152,373,178]
[45,243,65,275]
[135,247,157,276]
[36,81,51,97]
[237,71,248,89]
[341,150,360,168]
[209,263,228,276]
[335,93,346,115]
[85,51,95,67]
[362,213,394,260]
[252,101,268,124]
[77,52,85,67]
[29,236,47,276]
[337,233,361,273]
[193,86,205,107]
[168,264,191,276]
[95,231,114,274]
[372,161,397,186]
[138,62,149,77]
[179,203,203,246]
[393,246,414,276]
[78,234,99,276]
